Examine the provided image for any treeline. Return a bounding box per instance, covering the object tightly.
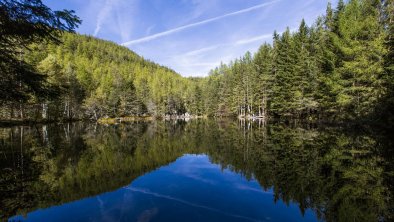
[0,1,197,121]
[201,0,394,123]
[1,33,194,121]
[1,0,393,124]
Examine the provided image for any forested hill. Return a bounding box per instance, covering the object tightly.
[2,32,197,121]
[1,0,393,126]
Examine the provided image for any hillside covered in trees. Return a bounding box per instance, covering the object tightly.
[1,0,393,126]
[12,33,193,120]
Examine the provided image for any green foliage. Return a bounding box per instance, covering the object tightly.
[1,0,393,125]
[3,33,196,120]
[0,0,81,104]
[202,0,393,124]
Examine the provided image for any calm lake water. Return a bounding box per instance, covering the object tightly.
[1,120,393,222]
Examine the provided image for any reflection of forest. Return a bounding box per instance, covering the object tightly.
[0,120,393,221]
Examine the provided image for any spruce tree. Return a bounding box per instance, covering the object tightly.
[334,0,386,119]
[271,28,297,117]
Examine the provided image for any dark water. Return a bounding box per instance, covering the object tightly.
[0,120,393,222]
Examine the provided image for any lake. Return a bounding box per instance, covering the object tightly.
[1,120,393,222]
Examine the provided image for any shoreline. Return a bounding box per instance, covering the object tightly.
[1,117,391,132]
[0,119,83,127]
[97,115,207,124]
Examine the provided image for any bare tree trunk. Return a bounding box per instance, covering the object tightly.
[259,105,262,117]
[10,104,14,119]
[42,103,48,119]
[262,96,266,119]
[65,100,71,120]
[42,125,48,143]
[64,101,67,119]
[68,101,71,119]
[19,103,24,120]
[94,109,98,120]
[20,126,24,177]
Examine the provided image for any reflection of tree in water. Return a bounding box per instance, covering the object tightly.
[204,124,392,222]
[0,120,392,221]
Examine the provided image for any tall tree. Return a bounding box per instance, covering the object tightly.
[0,0,81,104]
[334,0,386,119]
[377,0,394,124]
[253,43,273,118]
[270,28,297,117]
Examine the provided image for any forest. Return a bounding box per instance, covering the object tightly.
[0,0,393,125]
[3,33,193,120]
[202,0,394,123]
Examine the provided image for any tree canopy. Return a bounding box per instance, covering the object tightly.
[0,0,81,104]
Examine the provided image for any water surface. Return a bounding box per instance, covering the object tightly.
[1,120,393,221]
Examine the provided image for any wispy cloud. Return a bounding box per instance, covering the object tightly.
[184,45,223,57]
[94,0,118,36]
[121,0,281,46]
[235,34,272,45]
[182,62,221,67]
[145,25,155,35]
[162,32,272,76]
[235,184,273,194]
[48,0,332,77]
[181,32,273,58]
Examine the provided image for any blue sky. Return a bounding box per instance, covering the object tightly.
[43,0,337,77]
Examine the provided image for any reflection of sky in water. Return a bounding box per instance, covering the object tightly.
[10,154,319,222]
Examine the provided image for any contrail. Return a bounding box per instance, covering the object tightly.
[121,0,281,46]
[124,186,263,222]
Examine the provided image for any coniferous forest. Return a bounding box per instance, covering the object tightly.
[1,1,394,221]
[1,0,394,126]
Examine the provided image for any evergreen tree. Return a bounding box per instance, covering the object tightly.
[253,44,273,118]
[1,0,393,125]
[271,28,297,117]
[334,0,386,119]
[377,0,394,124]
[0,0,80,104]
